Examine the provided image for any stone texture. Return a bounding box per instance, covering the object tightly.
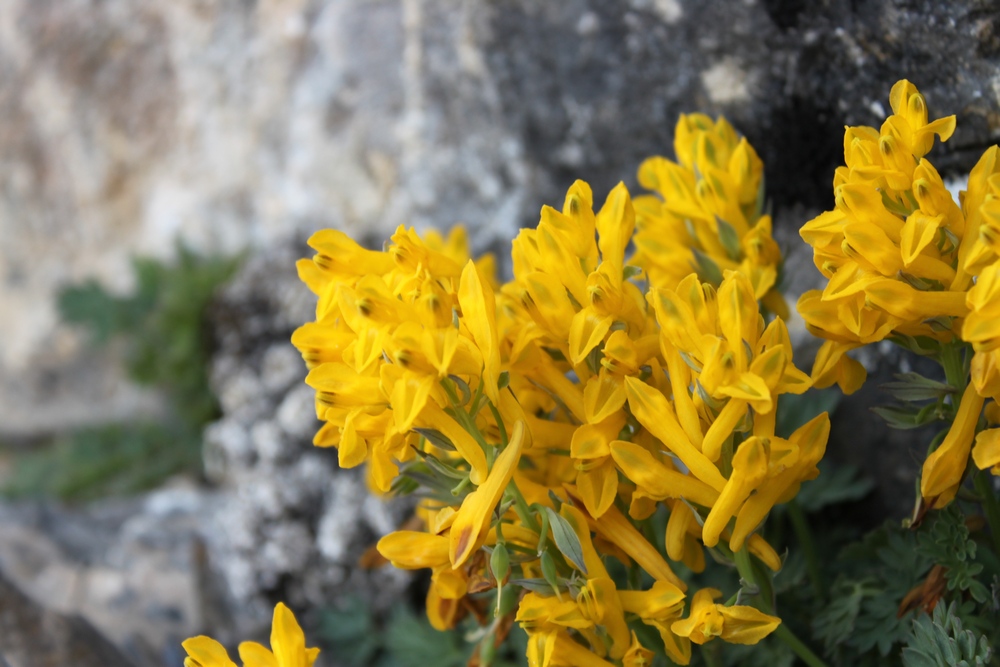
[0,486,214,667]
[2,0,998,439]
[0,569,135,667]
[201,240,412,639]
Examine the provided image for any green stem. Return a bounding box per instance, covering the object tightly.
[701,642,723,667]
[974,471,1000,556]
[736,548,828,667]
[940,343,967,393]
[507,480,540,534]
[774,624,829,667]
[734,548,761,601]
[787,499,827,600]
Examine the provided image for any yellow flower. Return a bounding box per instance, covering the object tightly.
[450,420,526,567]
[182,603,319,667]
[671,588,780,646]
[570,413,626,518]
[921,384,985,508]
[633,114,784,313]
[797,79,970,393]
[623,632,655,667]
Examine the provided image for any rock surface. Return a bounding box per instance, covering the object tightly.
[2,0,999,439]
[0,487,211,667]
[0,569,135,667]
[201,240,412,639]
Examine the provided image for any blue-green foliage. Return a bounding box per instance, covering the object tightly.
[4,245,240,500]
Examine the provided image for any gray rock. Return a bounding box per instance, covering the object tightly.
[0,570,135,667]
[0,486,219,667]
[200,239,413,639]
[2,0,998,444]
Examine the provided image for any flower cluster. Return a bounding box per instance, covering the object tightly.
[796,80,1000,509]
[633,114,785,317]
[265,115,828,665]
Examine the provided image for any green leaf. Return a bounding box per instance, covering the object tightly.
[413,428,457,451]
[383,606,468,667]
[880,373,956,402]
[916,506,989,603]
[319,598,381,666]
[796,462,874,513]
[902,602,994,667]
[871,404,938,430]
[543,506,588,575]
[775,388,841,439]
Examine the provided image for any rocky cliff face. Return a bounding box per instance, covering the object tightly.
[2,0,998,441]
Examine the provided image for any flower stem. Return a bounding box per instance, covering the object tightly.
[735,547,829,667]
[940,343,967,393]
[506,480,540,534]
[774,624,829,667]
[974,471,1000,556]
[787,499,827,600]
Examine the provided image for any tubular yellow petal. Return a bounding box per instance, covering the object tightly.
[581,577,631,659]
[450,420,525,567]
[717,606,781,645]
[973,429,1000,473]
[569,309,614,366]
[578,500,687,591]
[552,633,617,667]
[721,374,772,414]
[651,620,693,666]
[619,580,686,620]
[843,221,903,275]
[307,363,385,409]
[537,362,588,423]
[271,603,312,667]
[338,411,368,468]
[665,350,704,449]
[746,534,783,572]
[900,211,944,267]
[577,459,619,518]
[524,271,578,339]
[623,632,655,667]
[921,385,985,506]
[459,260,501,404]
[702,437,769,547]
[811,341,866,394]
[666,502,698,562]
[864,280,969,321]
[584,371,628,424]
[730,414,830,551]
[418,401,488,485]
[571,416,624,460]
[701,398,749,462]
[596,182,636,276]
[391,372,435,434]
[427,585,462,631]
[377,531,450,569]
[624,377,727,491]
[671,589,723,644]
[183,637,239,667]
[237,643,277,667]
[610,441,720,507]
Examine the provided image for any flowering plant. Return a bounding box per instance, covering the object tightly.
[185,80,1000,667]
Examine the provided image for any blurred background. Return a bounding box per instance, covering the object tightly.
[0,0,998,665]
